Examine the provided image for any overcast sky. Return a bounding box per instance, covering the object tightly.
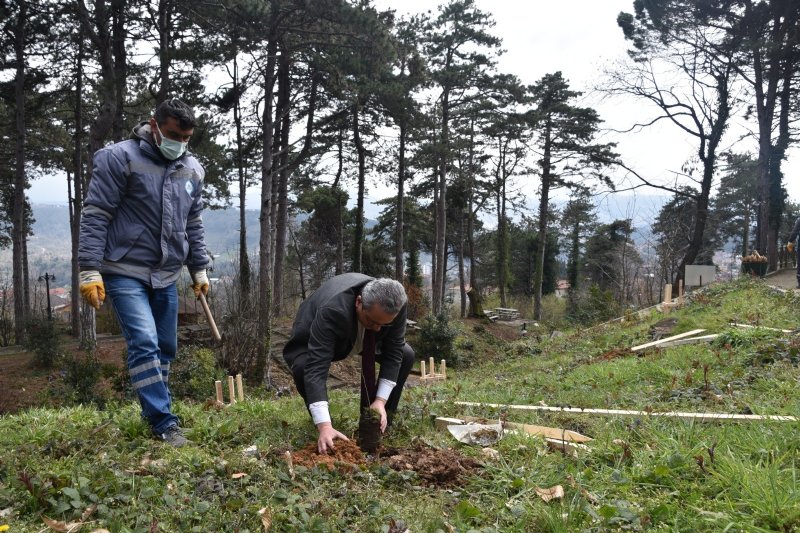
[29,0,800,222]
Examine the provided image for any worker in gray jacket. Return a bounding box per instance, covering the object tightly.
[78,98,210,447]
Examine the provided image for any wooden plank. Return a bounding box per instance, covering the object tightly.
[434,416,466,431]
[658,334,719,348]
[454,401,798,422]
[631,329,706,352]
[461,415,592,443]
[546,438,591,457]
[730,323,792,334]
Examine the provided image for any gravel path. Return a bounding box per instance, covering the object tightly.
[764,267,799,290]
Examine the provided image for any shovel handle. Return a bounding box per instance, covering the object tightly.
[198,292,222,342]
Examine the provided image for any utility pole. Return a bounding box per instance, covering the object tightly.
[39,272,55,320]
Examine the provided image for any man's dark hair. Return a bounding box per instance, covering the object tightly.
[154,98,197,129]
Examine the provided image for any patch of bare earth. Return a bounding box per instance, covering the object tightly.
[0,337,126,414]
[384,444,482,487]
[291,440,367,471]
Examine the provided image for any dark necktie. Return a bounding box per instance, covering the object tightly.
[360,329,377,408]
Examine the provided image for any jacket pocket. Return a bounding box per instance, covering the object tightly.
[106,225,146,262]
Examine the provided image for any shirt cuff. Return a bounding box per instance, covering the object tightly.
[376,379,396,402]
[308,401,331,425]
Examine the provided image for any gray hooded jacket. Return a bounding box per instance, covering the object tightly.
[78,122,209,288]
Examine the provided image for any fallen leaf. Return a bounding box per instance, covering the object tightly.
[258,507,272,531]
[231,472,248,479]
[43,516,84,532]
[535,485,565,503]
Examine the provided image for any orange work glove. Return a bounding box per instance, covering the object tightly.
[190,269,209,298]
[79,270,105,310]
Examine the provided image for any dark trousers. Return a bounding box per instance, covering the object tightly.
[290,343,415,413]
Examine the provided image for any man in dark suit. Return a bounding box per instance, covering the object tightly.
[283,274,414,453]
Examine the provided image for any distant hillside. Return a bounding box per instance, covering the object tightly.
[23,204,262,258]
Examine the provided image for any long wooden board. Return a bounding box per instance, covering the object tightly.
[454,401,798,422]
[657,334,719,348]
[730,323,792,333]
[434,417,592,443]
[631,329,706,352]
[460,415,592,443]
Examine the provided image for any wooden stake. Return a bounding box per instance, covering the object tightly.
[440,359,447,379]
[215,380,223,404]
[429,357,435,375]
[420,360,426,378]
[236,374,244,402]
[678,280,684,307]
[454,401,798,422]
[227,375,236,404]
[663,284,673,309]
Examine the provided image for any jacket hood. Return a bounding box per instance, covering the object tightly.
[131,121,156,146]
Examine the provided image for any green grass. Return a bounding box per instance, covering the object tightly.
[1,278,800,532]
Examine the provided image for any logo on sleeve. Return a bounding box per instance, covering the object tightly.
[185,180,195,197]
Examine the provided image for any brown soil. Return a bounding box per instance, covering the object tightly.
[0,335,127,414]
[291,440,366,471]
[384,444,482,487]
[597,348,631,361]
[289,440,482,488]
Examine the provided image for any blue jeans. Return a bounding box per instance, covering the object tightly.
[105,274,178,434]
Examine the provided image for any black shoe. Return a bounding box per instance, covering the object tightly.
[159,425,191,448]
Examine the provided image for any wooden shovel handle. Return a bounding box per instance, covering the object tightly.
[198,292,222,342]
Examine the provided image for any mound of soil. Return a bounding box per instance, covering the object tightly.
[385,444,482,487]
[291,440,366,471]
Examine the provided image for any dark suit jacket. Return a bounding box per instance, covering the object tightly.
[283,273,407,405]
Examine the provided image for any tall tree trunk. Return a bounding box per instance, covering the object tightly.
[676,70,730,284]
[78,0,120,347]
[532,120,552,321]
[156,0,172,102]
[332,129,344,275]
[433,90,450,314]
[255,36,278,384]
[233,55,251,302]
[273,48,291,316]
[70,35,84,338]
[458,218,466,318]
[394,121,406,281]
[12,0,28,342]
[741,203,750,257]
[111,0,127,141]
[352,102,366,273]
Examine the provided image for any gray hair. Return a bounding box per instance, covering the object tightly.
[361,278,407,314]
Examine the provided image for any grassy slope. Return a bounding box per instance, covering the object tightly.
[1,279,800,532]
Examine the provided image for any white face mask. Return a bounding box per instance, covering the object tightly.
[154,122,188,160]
